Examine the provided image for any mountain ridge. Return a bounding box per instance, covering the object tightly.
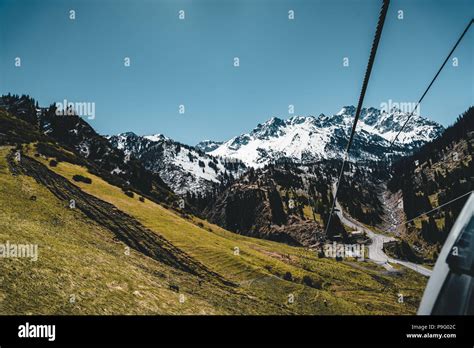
[208,106,444,167]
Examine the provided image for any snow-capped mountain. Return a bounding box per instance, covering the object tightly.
[108,132,246,195]
[208,106,444,167]
[108,106,443,193]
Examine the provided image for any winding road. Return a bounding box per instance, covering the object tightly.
[332,184,432,277]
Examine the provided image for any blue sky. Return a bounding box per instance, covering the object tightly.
[0,0,472,145]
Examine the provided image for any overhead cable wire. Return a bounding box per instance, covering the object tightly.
[324,0,390,236]
[389,19,473,147]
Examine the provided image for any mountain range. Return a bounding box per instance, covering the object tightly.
[108,106,443,193]
[207,106,444,167]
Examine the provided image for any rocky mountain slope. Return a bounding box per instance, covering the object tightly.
[195,140,223,153]
[387,107,474,263]
[108,132,246,195]
[200,159,378,246]
[0,94,175,203]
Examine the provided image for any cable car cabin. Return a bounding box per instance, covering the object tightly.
[418,193,474,315]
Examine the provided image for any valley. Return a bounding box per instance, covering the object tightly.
[332,184,432,277]
[0,94,472,315]
[0,141,426,314]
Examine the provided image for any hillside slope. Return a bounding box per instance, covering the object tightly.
[387,107,474,263]
[0,146,249,314]
[0,94,174,202]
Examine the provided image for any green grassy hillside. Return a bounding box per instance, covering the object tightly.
[0,146,268,314]
[0,143,428,314]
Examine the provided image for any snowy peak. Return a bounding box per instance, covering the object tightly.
[337,105,357,116]
[144,133,168,142]
[251,117,287,138]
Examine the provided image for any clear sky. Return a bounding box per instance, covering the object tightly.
[0,0,472,145]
